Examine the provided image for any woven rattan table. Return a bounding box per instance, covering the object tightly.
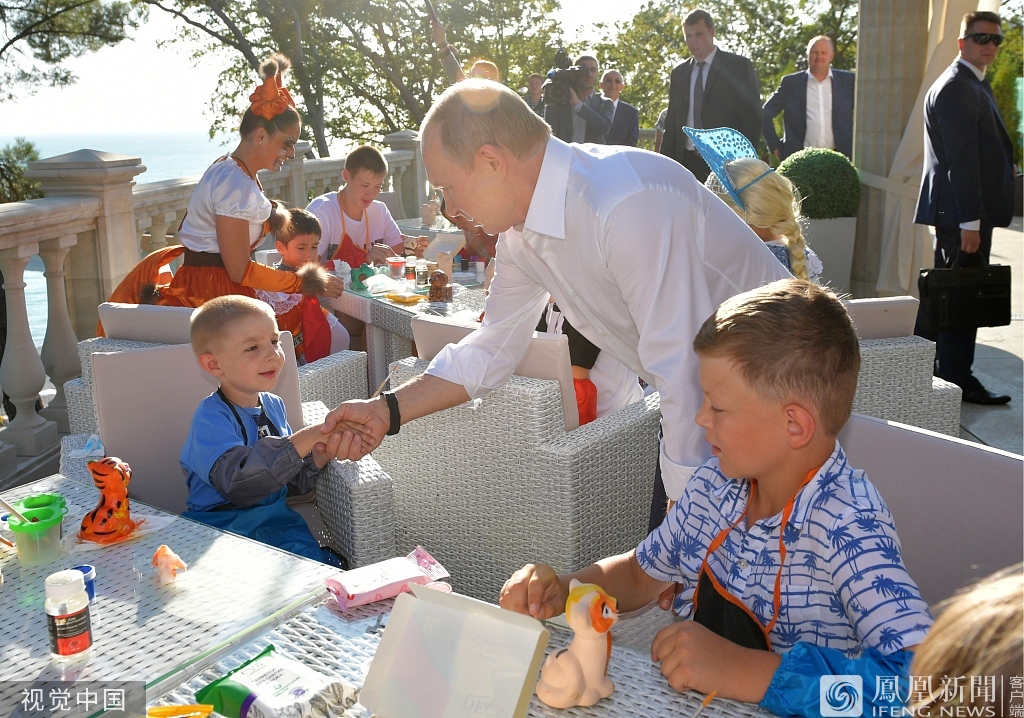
[0,475,336,717]
[328,282,486,389]
[152,598,770,718]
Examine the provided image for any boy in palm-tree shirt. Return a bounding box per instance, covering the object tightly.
[500,279,933,717]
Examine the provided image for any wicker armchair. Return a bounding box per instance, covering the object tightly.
[372,357,662,603]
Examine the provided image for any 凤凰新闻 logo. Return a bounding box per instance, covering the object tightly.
[821,675,864,717]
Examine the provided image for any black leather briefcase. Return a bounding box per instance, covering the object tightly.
[918,262,1012,332]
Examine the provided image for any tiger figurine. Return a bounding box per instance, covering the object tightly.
[535,579,618,708]
[78,456,141,544]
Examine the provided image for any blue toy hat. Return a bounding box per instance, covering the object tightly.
[684,127,773,210]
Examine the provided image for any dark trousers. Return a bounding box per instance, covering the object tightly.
[915,223,993,392]
[679,148,711,184]
[648,445,669,533]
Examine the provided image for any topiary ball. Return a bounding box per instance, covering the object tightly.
[777,148,860,219]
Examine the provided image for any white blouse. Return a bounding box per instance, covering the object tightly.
[178,157,272,253]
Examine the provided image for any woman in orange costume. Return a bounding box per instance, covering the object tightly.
[110,53,342,313]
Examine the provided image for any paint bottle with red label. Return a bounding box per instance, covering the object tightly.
[44,569,93,663]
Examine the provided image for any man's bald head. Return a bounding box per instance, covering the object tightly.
[420,79,550,169]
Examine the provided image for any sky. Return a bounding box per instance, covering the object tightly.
[0,0,647,136]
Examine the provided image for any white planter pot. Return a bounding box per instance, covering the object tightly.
[802,216,857,295]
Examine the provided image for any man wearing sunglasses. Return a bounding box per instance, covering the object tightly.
[915,10,1015,406]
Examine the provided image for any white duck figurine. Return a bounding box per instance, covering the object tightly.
[535,579,618,708]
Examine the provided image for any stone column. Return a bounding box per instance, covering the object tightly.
[383,130,424,220]
[851,0,929,297]
[0,247,58,455]
[25,151,146,338]
[38,235,82,434]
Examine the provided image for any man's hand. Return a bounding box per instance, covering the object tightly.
[321,273,345,299]
[499,563,569,620]
[961,228,981,254]
[319,397,391,461]
[651,621,780,702]
[569,87,580,106]
[365,242,398,266]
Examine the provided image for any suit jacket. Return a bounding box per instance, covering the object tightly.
[762,69,855,159]
[578,91,614,143]
[660,49,763,163]
[915,60,1015,229]
[606,100,640,146]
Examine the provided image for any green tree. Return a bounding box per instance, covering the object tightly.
[0,0,141,101]
[990,8,1023,167]
[141,0,562,157]
[0,137,42,203]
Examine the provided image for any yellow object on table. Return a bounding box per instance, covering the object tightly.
[384,292,426,305]
[147,705,214,718]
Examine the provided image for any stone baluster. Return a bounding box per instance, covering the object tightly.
[287,141,312,207]
[38,235,82,434]
[383,130,424,220]
[0,247,58,455]
[143,211,178,255]
[169,208,186,245]
[390,165,406,217]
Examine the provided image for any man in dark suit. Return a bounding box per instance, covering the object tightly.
[659,9,762,181]
[915,10,1014,405]
[601,69,640,146]
[762,36,855,160]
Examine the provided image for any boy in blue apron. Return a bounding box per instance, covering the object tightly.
[180,295,343,565]
[499,279,934,717]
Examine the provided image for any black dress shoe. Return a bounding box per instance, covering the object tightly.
[962,388,1012,405]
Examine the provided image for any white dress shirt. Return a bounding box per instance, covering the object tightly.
[426,137,790,500]
[804,68,835,151]
[685,47,717,149]
[956,59,988,232]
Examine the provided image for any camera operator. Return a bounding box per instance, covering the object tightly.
[544,55,614,144]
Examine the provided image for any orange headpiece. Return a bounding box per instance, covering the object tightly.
[249,71,296,121]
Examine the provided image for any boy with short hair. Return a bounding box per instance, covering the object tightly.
[500,279,933,716]
[256,208,349,365]
[180,295,343,565]
[306,145,425,268]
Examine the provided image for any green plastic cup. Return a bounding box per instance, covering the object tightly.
[8,506,64,566]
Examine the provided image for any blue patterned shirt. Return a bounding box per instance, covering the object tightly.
[636,442,933,655]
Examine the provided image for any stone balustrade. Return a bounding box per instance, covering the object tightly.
[0,131,429,487]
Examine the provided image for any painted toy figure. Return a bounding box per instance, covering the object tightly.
[78,456,141,544]
[153,544,188,584]
[535,579,618,708]
[428,269,450,303]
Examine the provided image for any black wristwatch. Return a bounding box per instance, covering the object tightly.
[382,391,401,436]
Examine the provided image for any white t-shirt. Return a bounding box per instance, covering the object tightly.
[178,157,271,252]
[306,193,403,262]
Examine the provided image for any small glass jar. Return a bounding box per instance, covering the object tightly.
[405,258,416,281]
[45,570,92,664]
[415,260,429,289]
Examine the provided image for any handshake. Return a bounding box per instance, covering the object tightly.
[309,395,393,467]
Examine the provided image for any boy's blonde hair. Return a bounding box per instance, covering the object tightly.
[190,295,275,356]
[713,158,812,280]
[910,564,1023,713]
[693,278,859,436]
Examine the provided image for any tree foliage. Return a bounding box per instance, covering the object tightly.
[142,0,562,157]
[591,0,857,130]
[0,0,140,101]
[0,137,42,203]
[990,5,1023,167]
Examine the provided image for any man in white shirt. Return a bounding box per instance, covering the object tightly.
[320,80,789,524]
[762,36,855,161]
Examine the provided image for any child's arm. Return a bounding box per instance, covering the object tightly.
[499,551,671,621]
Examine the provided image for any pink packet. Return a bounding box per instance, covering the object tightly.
[326,546,450,611]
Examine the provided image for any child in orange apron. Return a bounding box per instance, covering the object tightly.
[497,280,934,718]
[256,208,349,365]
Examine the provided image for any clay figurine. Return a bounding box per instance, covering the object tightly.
[536,579,618,708]
[428,270,449,303]
[79,457,141,544]
[153,544,188,584]
[350,263,376,291]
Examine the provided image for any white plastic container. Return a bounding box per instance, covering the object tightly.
[44,569,93,663]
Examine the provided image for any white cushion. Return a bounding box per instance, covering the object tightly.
[91,332,303,513]
[99,302,195,344]
[411,314,579,431]
[843,296,919,340]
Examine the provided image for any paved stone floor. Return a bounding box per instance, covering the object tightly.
[958,215,1023,455]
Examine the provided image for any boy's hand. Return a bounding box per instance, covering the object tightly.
[322,273,345,298]
[658,582,683,610]
[651,621,779,702]
[320,398,390,460]
[365,243,397,266]
[311,429,345,469]
[499,563,569,620]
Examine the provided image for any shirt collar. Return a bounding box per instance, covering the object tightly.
[522,135,571,239]
[957,58,986,81]
[695,46,717,67]
[786,441,848,529]
[806,67,834,82]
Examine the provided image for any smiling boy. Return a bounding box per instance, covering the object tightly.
[180,295,343,564]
